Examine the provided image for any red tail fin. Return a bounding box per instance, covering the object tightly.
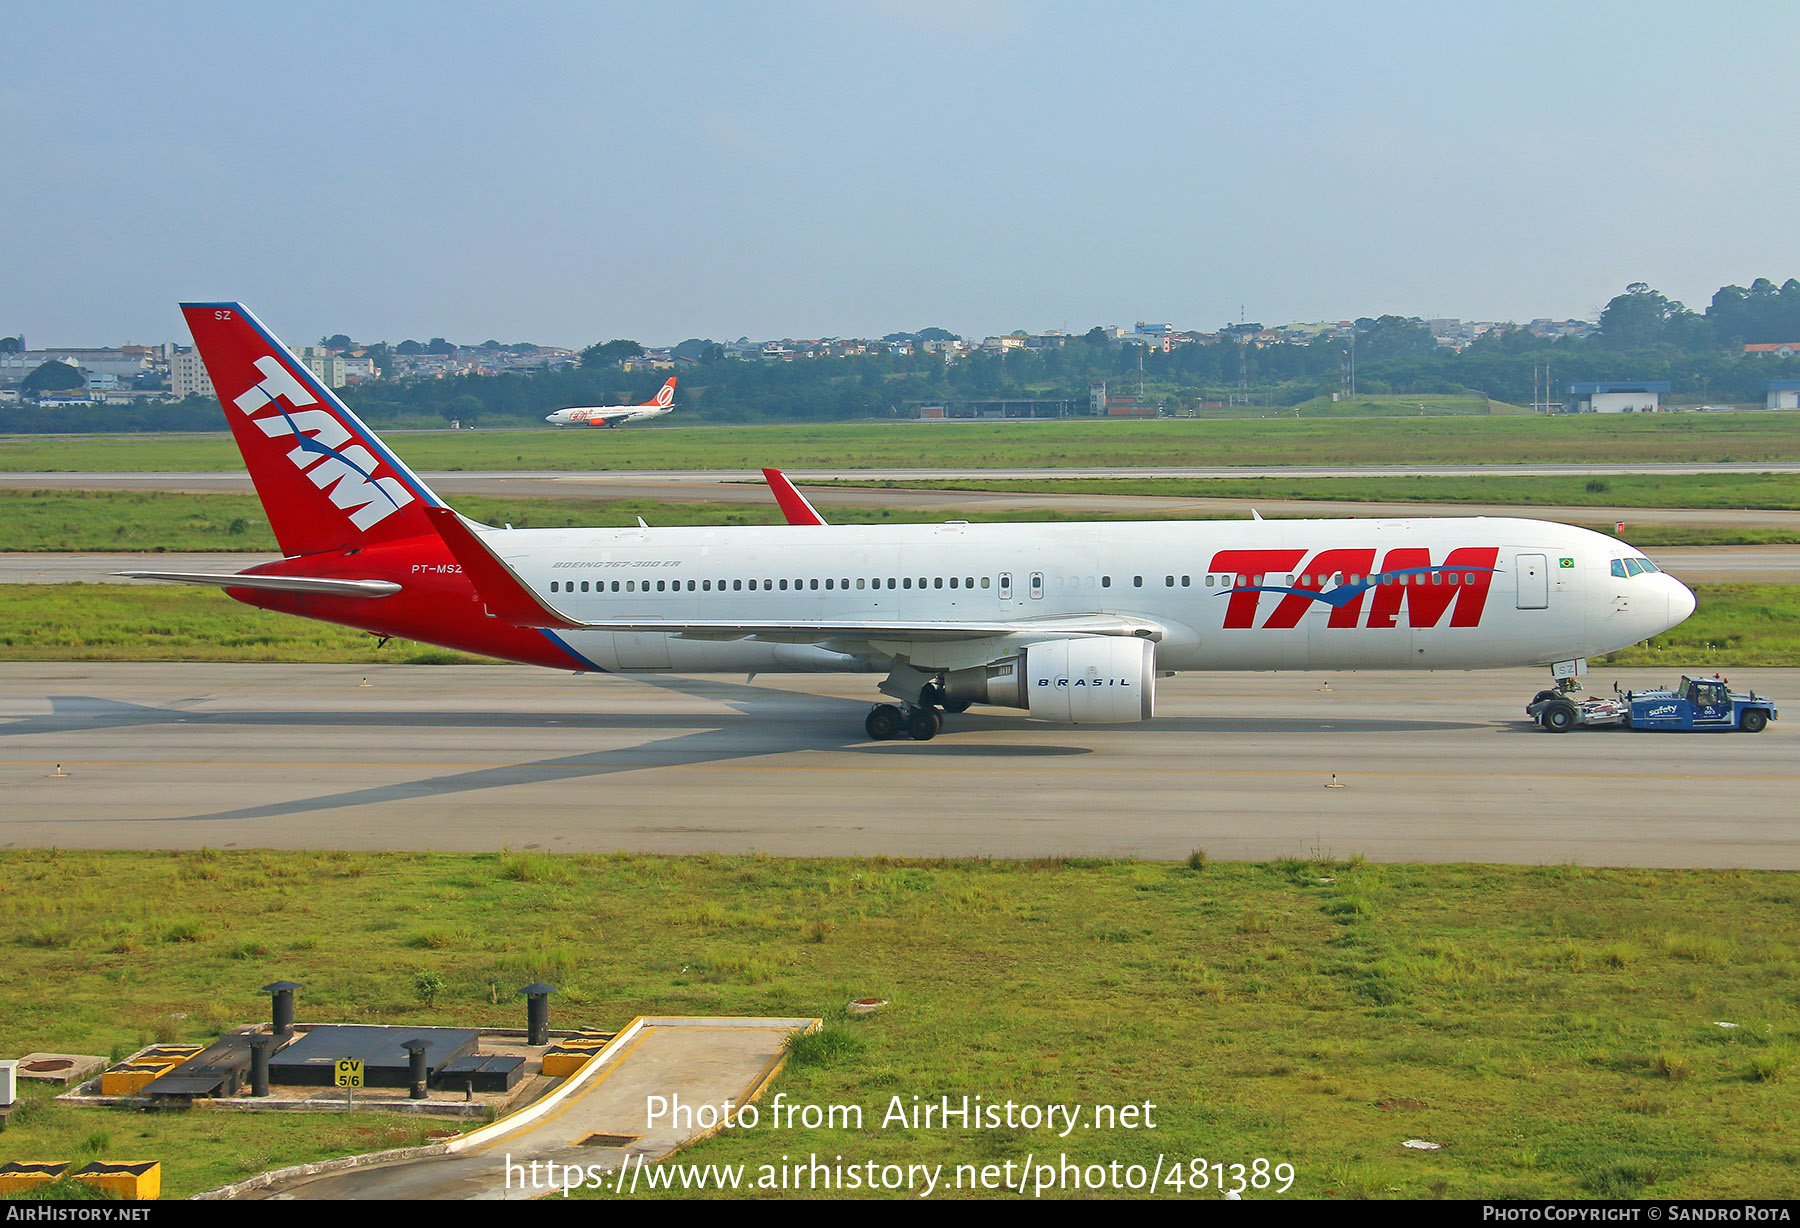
[181,303,445,557]
[762,468,828,526]
[647,376,676,408]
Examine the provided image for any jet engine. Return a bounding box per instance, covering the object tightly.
[940,636,1156,724]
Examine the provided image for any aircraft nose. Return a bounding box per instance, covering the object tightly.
[1667,577,1696,628]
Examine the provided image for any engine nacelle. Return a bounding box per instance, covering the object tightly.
[941,637,1156,724]
[1027,636,1156,723]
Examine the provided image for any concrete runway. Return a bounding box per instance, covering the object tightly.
[2,663,1793,868]
[4,545,1795,587]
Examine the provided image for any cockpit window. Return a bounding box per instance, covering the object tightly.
[1638,558,1659,573]
[1623,558,1644,577]
[1611,559,1628,579]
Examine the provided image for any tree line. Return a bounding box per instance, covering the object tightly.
[5,279,1799,433]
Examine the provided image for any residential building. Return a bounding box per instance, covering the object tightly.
[169,347,215,400]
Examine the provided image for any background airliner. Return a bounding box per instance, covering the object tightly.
[545,376,676,427]
[128,304,1696,742]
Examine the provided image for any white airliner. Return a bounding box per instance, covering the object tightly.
[545,376,676,427]
[128,303,1697,742]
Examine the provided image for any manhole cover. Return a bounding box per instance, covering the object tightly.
[576,1133,639,1148]
[24,1060,73,1072]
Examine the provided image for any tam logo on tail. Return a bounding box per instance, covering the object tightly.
[232,355,415,531]
[182,303,442,556]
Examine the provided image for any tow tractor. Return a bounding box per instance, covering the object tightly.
[1527,674,1778,733]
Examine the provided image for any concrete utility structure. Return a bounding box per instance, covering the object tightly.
[197,1016,819,1201]
[1564,380,1670,413]
[915,397,1081,419]
[1764,379,1800,410]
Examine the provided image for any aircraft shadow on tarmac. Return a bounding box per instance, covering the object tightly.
[1,683,1479,827]
[2,682,1095,826]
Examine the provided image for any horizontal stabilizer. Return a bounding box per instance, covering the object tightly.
[119,571,401,597]
[425,507,583,629]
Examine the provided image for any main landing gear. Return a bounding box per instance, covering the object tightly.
[865,702,943,742]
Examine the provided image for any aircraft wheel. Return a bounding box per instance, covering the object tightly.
[1541,701,1578,733]
[1740,709,1768,734]
[941,698,972,714]
[906,708,942,741]
[865,705,904,741]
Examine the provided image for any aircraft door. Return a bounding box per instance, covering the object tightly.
[1029,571,1045,600]
[1516,553,1549,609]
[998,571,1013,604]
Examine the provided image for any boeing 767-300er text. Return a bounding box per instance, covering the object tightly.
[545,376,676,427]
[127,303,1696,742]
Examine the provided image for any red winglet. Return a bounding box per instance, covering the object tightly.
[762,468,828,526]
[425,507,582,630]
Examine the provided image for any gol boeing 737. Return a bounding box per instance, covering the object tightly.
[544,376,676,427]
[127,303,1696,742]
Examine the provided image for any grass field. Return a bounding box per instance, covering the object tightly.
[0,851,1793,1200]
[3,487,1798,554]
[2,583,1795,666]
[1283,393,1530,417]
[0,584,481,664]
[829,472,1800,512]
[6,412,1800,472]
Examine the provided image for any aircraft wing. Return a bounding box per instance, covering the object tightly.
[426,507,1162,645]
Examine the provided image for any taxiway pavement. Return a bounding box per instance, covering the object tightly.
[2,663,1792,868]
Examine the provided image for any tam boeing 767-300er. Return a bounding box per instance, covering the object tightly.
[126,303,1697,742]
[544,376,676,427]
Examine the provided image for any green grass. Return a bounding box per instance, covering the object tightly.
[0,851,1794,1199]
[0,583,1794,666]
[6,412,1800,472]
[828,472,1800,512]
[0,490,827,553]
[4,485,1799,554]
[0,585,489,663]
[1604,584,1800,667]
[1284,393,1529,417]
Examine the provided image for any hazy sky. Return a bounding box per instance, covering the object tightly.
[7,1,1799,349]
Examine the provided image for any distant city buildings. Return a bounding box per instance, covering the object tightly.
[0,307,1727,419]
[1,345,161,389]
[169,347,213,400]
